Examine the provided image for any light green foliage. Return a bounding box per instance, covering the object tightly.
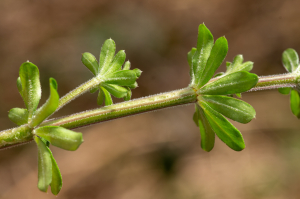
[19,62,41,120]
[8,108,28,126]
[3,23,300,195]
[188,24,258,151]
[8,62,83,195]
[81,40,141,105]
[34,126,83,151]
[35,136,52,192]
[279,49,300,118]
[282,48,299,73]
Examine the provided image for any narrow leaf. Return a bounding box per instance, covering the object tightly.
[127,82,138,89]
[101,87,113,106]
[200,95,256,124]
[99,39,116,74]
[8,108,28,126]
[290,90,300,118]
[188,48,197,77]
[123,61,131,70]
[104,70,137,86]
[19,62,41,120]
[278,87,291,95]
[100,50,126,76]
[198,71,258,95]
[124,88,132,101]
[17,77,23,97]
[102,83,128,98]
[90,87,98,94]
[34,126,83,151]
[97,88,105,106]
[30,78,59,127]
[198,36,228,88]
[50,154,62,195]
[193,110,199,127]
[282,48,299,73]
[196,104,215,152]
[34,136,52,192]
[191,24,214,85]
[133,68,142,78]
[81,52,99,75]
[199,101,245,151]
[188,48,197,67]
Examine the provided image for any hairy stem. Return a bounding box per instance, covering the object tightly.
[0,73,298,149]
[57,77,101,111]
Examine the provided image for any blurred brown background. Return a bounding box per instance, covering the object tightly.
[1,0,300,198]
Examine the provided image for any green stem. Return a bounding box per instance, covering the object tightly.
[0,73,298,149]
[248,73,297,91]
[42,87,197,129]
[57,77,101,111]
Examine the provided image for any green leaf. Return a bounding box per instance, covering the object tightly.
[104,70,137,86]
[8,108,28,126]
[196,104,215,152]
[188,48,197,67]
[102,83,128,98]
[123,61,131,70]
[290,90,300,118]
[19,62,41,120]
[34,126,83,151]
[278,87,291,95]
[236,93,242,98]
[30,78,59,127]
[100,50,126,76]
[97,88,105,106]
[198,71,258,95]
[282,48,299,73]
[214,72,224,77]
[127,82,138,89]
[188,48,197,77]
[191,24,214,85]
[226,55,253,74]
[90,87,98,94]
[81,52,99,76]
[101,87,113,106]
[17,77,23,98]
[200,95,256,124]
[199,101,245,151]
[193,110,199,127]
[50,154,62,195]
[99,39,116,74]
[133,68,142,78]
[34,136,52,192]
[124,88,132,101]
[197,36,228,88]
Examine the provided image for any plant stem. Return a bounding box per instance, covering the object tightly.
[57,77,101,111]
[42,87,197,128]
[248,73,297,92]
[0,73,298,149]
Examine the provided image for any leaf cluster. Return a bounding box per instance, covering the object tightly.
[188,24,258,152]
[8,62,83,195]
[278,49,300,118]
[82,39,141,106]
